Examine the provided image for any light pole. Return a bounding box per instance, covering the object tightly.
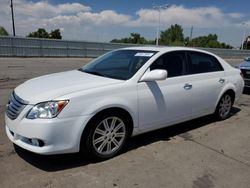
[153,4,170,46]
[241,22,246,50]
[10,0,16,36]
[241,22,249,50]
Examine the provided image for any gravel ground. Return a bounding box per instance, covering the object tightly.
[0,58,250,188]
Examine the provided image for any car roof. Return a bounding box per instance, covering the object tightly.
[123,46,213,55]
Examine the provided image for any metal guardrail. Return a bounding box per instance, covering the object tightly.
[0,36,134,57]
[0,36,250,59]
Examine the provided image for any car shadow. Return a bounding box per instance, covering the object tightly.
[125,106,240,151]
[243,87,250,95]
[14,107,241,172]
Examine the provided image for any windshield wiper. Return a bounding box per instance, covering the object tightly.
[79,69,105,77]
[79,69,124,80]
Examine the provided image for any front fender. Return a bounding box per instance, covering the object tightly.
[56,84,139,128]
[81,98,138,128]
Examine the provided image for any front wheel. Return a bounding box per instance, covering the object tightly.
[214,93,233,120]
[83,112,129,160]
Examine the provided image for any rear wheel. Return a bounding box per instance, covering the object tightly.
[82,112,129,160]
[214,93,233,120]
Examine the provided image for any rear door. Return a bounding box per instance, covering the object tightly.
[186,51,225,116]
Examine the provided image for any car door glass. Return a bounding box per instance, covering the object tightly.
[150,51,186,77]
[188,52,223,74]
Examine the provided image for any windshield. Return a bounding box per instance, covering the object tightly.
[244,57,250,61]
[79,50,157,80]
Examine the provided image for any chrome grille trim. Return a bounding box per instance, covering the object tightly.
[241,69,250,79]
[6,92,28,120]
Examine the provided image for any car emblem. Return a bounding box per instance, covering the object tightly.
[246,71,250,74]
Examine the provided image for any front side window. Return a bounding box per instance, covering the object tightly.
[150,51,186,78]
[188,52,224,74]
[79,50,157,80]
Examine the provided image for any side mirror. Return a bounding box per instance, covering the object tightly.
[140,69,168,82]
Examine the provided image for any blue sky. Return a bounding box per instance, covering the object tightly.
[1,0,250,47]
[49,0,250,15]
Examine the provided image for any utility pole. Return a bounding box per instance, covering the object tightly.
[241,22,250,50]
[153,4,170,46]
[241,22,246,50]
[10,0,16,36]
[189,26,193,41]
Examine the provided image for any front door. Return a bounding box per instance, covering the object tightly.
[137,51,193,131]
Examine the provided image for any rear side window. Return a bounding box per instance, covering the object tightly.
[187,52,223,74]
[150,51,186,78]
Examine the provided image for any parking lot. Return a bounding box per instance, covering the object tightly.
[0,57,250,188]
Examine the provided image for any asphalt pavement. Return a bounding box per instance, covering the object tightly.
[0,58,249,188]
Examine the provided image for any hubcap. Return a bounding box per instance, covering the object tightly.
[92,117,126,155]
[219,95,232,118]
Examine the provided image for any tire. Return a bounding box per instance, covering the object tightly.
[214,93,233,120]
[82,111,130,160]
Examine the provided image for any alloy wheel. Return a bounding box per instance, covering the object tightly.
[218,94,232,119]
[92,117,126,156]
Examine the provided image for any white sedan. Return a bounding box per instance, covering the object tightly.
[5,47,244,160]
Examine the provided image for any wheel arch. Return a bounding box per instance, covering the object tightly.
[215,86,236,110]
[80,107,134,151]
[224,89,235,103]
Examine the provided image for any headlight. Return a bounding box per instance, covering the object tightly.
[27,100,69,119]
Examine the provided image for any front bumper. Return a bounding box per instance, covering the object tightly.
[5,111,92,155]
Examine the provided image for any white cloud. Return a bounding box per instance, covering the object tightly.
[129,5,231,28]
[228,13,243,19]
[0,0,247,46]
[13,1,91,18]
[242,21,250,27]
[77,10,131,25]
[58,3,91,13]
[234,20,250,28]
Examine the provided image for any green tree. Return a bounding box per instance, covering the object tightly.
[27,28,62,39]
[49,29,62,39]
[0,26,9,36]
[188,34,232,49]
[160,24,184,45]
[243,36,250,50]
[111,33,148,44]
[131,33,148,44]
[110,25,233,49]
[27,28,49,38]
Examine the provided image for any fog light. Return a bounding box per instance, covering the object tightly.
[31,139,39,146]
[31,139,44,147]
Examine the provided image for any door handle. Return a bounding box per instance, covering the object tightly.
[183,83,192,90]
[219,78,225,83]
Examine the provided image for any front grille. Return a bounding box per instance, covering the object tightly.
[244,79,250,87]
[241,69,250,79]
[6,92,28,120]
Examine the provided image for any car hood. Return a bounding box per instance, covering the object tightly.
[15,70,123,104]
[238,61,250,69]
